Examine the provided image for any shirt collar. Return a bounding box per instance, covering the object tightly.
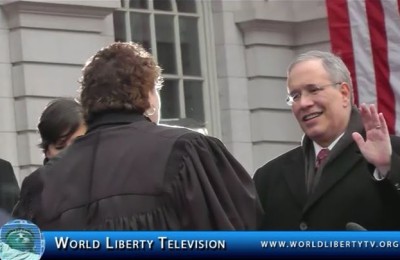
[313,132,345,157]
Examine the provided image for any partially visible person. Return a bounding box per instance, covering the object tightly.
[17,42,262,230]
[0,159,19,214]
[37,98,87,163]
[12,98,86,221]
[0,209,11,227]
[254,50,400,230]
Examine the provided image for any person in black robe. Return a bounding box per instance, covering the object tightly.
[12,98,86,221]
[14,42,262,230]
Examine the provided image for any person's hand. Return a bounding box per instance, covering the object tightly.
[352,103,392,176]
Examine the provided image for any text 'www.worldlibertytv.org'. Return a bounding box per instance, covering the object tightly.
[260,240,399,249]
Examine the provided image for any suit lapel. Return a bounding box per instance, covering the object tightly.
[282,149,307,208]
[302,106,365,213]
[303,143,363,213]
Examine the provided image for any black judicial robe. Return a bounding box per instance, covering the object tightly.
[14,112,262,230]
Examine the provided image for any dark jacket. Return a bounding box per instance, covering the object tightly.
[15,112,262,230]
[0,158,19,214]
[254,109,400,230]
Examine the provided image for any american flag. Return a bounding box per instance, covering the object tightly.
[326,0,400,135]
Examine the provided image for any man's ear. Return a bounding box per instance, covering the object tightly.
[339,82,352,107]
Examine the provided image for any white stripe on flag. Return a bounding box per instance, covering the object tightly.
[347,0,377,105]
[382,0,400,135]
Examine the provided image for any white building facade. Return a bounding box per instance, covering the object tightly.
[0,0,331,184]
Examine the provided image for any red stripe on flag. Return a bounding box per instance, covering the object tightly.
[365,0,395,134]
[326,0,359,105]
[398,0,400,15]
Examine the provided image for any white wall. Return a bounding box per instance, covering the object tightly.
[213,0,331,174]
[212,0,254,172]
[0,3,18,178]
[0,0,332,182]
[0,0,119,183]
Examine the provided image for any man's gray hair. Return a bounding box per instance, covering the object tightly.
[287,51,353,100]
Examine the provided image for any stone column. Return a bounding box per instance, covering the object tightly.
[1,0,119,182]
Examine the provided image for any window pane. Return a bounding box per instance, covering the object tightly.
[115,0,207,128]
[130,13,151,51]
[160,80,180,119]
[184,80,204,123]
[113,11,127,42]
[154,0,172,11]
[179,17,201,76]
[176,0,196,13]
[129,0,148,9]
[155,15,177,74]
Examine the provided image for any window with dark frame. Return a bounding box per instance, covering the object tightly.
[113,0,206,132]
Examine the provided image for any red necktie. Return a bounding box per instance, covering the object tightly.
[316,148,330,169]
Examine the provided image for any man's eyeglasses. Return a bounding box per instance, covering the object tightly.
[285,82,341,106]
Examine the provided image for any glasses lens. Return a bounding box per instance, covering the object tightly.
[286,96,293,106]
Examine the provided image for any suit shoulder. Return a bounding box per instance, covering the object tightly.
[390,135,400,144]
[390,135,400,152]
[0,158,12,168]
[254,146,302,178]
[150,123,205,141]
[21,167,42,186]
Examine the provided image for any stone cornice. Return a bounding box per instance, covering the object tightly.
[2,0,119,31]
[2,0,119,18]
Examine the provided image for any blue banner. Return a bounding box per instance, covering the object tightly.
[39,231,400,258]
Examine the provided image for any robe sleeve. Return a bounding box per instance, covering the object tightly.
[168,133,263,230]
[12,169,43,221]
[12,154,63,221]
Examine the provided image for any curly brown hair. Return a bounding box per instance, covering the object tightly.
[79,42,162,121]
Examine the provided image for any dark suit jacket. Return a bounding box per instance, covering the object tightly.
[254,134,400,230]
[0,159,19,214]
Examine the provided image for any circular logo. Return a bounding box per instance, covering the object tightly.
[0,219,45,260]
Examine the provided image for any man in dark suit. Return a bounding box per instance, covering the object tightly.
[0,159,19,214]
[254,51,400,230]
